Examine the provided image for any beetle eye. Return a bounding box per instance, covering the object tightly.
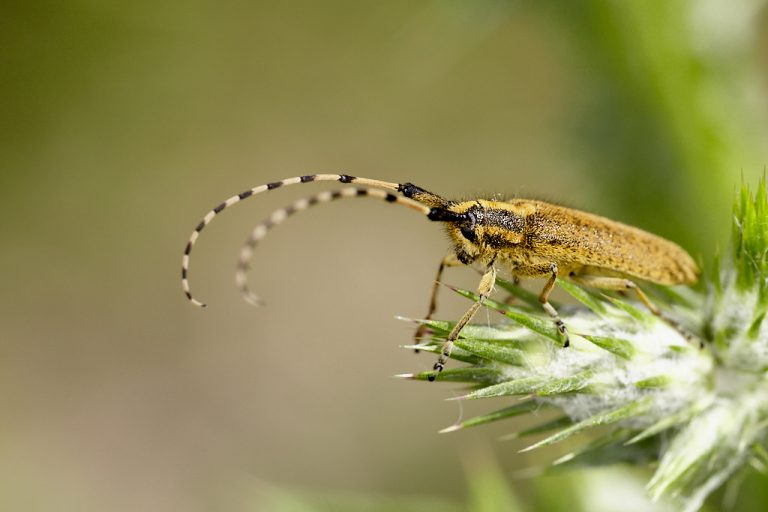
[460,209,478,242]
[460,225,477,242]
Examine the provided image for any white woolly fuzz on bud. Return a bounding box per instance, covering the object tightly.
[503,310,714,429]
[649,386,768,512]
[709,273,768,372]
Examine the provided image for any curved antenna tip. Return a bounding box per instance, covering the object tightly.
[185,291,207,308]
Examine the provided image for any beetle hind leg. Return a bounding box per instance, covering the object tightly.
[569,274,701,347]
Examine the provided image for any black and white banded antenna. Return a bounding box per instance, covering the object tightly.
[181,173,449,307]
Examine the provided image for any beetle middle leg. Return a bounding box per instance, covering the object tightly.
[502,276,521,306]
[537,263,570,348]
[429,265,497,381]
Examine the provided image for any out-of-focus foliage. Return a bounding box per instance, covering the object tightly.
[547,0,768,255]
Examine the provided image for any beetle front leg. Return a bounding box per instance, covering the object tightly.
[414,253,464,346]
[429,265,497,381]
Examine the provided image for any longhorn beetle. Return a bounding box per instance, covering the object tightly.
[181,174,699,381]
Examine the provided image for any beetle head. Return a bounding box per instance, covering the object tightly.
[428,200,525,264]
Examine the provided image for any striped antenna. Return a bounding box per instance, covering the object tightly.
[182,174,446,307]
[236,186,432,306]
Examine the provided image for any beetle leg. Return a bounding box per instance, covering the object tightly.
[569,275,659,313]
[502,276,521,306]
[429,265,497,381]
[538,263,570,347]
[569,274,700,346]
[414,254,464,347]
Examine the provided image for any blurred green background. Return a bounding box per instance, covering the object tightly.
[2,1,768,511]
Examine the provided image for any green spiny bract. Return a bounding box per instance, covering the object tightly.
[401,181,768,512]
